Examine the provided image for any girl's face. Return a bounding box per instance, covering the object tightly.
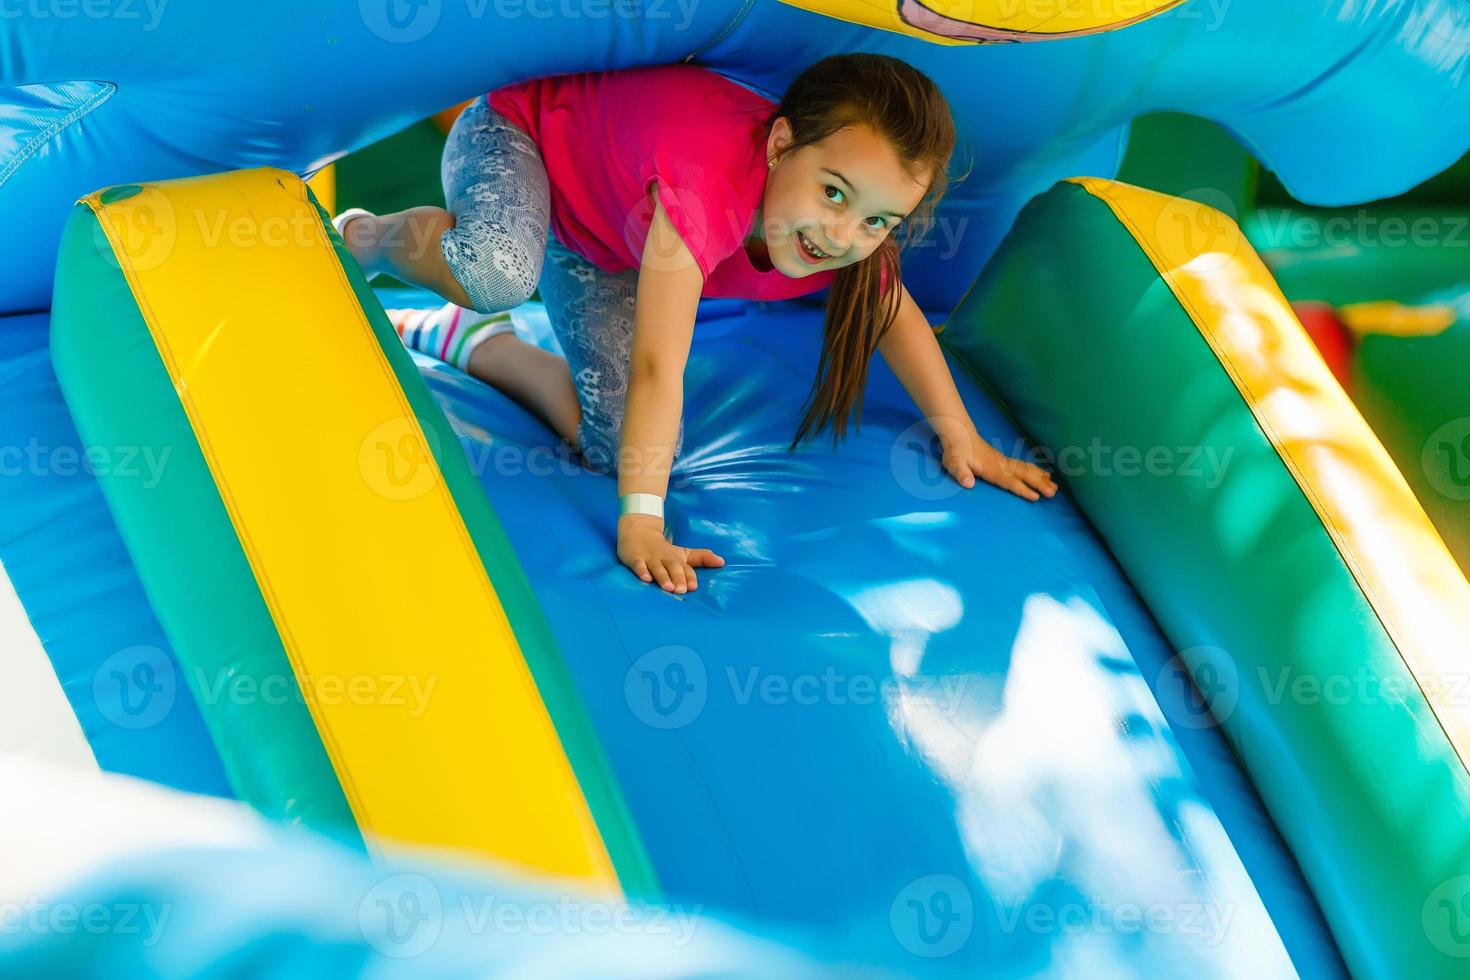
[757,118,931,278]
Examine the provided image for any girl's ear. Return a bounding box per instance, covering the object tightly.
[766,116,793,167]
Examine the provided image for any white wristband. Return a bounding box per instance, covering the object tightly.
[619,492,672,542]
[619,492,664,521]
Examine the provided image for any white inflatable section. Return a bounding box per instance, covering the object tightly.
[0,755,268,903]
[0,558,96,772]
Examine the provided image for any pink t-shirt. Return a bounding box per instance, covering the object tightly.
[488,65,838,301]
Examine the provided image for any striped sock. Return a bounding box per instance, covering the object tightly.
[386,302,516,371]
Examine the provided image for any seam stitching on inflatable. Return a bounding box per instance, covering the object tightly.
[682,0,756,61]
[1072,176,1470,781]
[0,82,117,191]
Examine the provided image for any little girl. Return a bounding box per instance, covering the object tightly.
[335,54,1056,595]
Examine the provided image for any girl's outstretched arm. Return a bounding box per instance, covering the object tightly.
[616,194,727,593]
[878,283,1058,502]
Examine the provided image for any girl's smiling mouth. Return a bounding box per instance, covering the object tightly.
[796,229,831,264]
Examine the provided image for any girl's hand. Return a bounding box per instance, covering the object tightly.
[617,514,725,594]
[939,424,1058,502]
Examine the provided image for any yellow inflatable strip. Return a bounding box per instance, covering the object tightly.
[1068,176,1470,777]
[305,163,336,215]
[779,0,1186,44]
[1339,300,1457,338]
[84,168,617,886]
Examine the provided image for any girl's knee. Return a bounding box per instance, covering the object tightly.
[441,220,541,314]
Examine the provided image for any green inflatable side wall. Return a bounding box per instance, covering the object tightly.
[939,179,1470,980]
[51,194,363,843]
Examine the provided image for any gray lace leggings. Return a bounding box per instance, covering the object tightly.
[439,94,684,475]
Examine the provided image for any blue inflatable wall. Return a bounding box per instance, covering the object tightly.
[2,0,1468,314]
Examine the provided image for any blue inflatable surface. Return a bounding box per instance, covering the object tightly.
[0,313,231,795]
[0,288,1347,974]
[2,0,1468,314]
[409,290,1347,975]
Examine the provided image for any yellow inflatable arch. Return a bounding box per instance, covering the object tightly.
[778,0,1187,44]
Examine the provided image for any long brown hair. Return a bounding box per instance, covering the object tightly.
[768,54,959,450]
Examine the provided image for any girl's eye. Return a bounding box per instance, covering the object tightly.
[825,184,892,231]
